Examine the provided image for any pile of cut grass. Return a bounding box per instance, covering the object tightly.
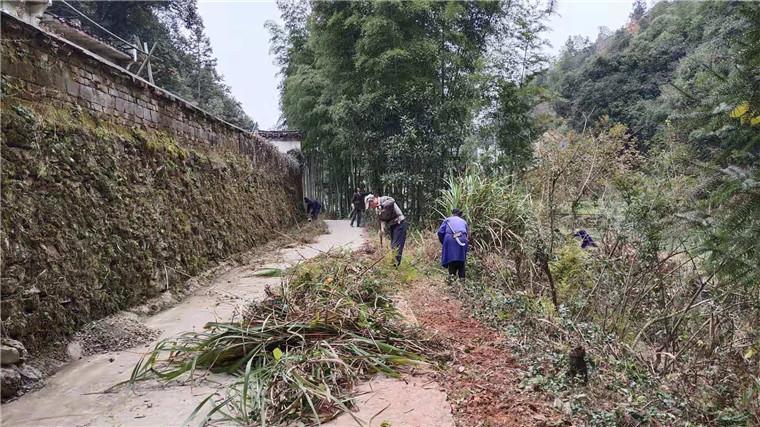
[129,253,434,426]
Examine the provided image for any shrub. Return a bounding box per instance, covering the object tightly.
[436,173,536,253]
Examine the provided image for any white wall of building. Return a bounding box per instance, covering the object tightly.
[271,139,301,154]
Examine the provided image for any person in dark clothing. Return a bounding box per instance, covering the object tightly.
[304,197,322,221]
[350,188,366,227]
[437,208,469,279]
[367,195,407,267]
[390,221,408,267]
[574,229,597,249]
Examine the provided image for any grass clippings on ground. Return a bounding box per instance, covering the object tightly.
[129,252,437,426]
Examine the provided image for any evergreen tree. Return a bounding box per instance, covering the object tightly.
[630,0,646,22]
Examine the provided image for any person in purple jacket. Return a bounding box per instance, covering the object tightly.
[574,229,597,249]
[437,208,469,279]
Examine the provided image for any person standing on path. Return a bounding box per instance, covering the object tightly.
[367,195,407,267]
[438,208,469,279]
[350,188,366,227]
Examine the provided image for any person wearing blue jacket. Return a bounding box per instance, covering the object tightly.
[304,197,322,221]
[437,208,469,279]
[574,229,597,249]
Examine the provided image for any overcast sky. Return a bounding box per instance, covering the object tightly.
[199,0,635,130]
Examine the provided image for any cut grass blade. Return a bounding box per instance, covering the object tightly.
[251,268,285,277]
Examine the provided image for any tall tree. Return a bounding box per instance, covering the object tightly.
[271,0,550,219]
[630,0,647,21]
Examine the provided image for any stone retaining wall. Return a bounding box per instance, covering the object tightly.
[1,12,286,168]
[0,13,304,355]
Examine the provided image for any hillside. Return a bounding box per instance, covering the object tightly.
[540,0,758,156]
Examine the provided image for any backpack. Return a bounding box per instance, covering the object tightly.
[378,202,398,222]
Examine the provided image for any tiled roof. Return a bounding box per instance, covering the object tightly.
[256,130,302,141]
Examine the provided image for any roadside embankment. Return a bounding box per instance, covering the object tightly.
[0,102,301,355]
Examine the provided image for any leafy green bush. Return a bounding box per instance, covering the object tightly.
[436,173,536,252]
[550,241,593,303]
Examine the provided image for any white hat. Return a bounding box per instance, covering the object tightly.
[364,193,375,210]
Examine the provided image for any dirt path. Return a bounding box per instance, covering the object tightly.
[403,279,564,427]
[1,221,369,426]
[1,221,456,427]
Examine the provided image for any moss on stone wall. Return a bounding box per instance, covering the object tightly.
[0,101,301,350]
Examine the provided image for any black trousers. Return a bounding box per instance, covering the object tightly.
[447,261,465,279]
[350,209,363,226]
[389,221,408,266]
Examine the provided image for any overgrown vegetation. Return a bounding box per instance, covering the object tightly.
[129,252,435,425]
[435,174,534,253]
[437,169,758,423]
[436,123,758,423]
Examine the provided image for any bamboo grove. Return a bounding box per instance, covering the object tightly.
[269,0,552,219]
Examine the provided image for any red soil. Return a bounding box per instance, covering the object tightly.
[404,280,567,427]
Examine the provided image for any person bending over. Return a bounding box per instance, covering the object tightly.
[304,197,322,221]
[437,208,469,279]
[368,195,407,267]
